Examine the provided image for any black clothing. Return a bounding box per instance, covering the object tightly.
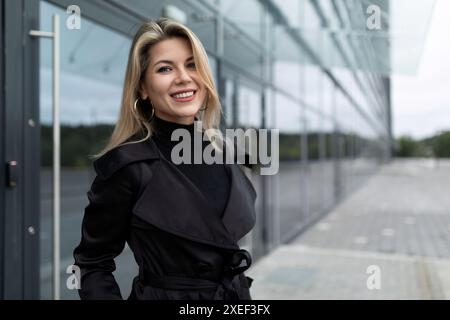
[151,115,230,218]
[73,125,257,300]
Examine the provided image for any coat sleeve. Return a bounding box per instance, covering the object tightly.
[73,165,137,300]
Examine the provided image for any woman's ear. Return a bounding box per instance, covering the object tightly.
[138,83,148,100]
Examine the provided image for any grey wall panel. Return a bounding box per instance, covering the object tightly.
[0,0,5,300]
[3,0,25,299]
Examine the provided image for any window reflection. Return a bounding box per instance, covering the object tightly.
[221,0,263,43]
[274,93,305,240]
[305,108,323,216]
[274,61,301,100]
[238,84,261,128]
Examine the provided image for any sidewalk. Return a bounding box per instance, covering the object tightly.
[247,159,450,299]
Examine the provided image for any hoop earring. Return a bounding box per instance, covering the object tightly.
[134,97,155,122]
[133,98,140,113]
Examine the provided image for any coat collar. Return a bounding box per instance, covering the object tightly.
[93,133,257,249]
[93,132,159,180]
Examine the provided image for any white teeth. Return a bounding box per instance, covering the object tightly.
[172,91,194,99]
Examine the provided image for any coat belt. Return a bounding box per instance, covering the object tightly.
[140,249,252,300]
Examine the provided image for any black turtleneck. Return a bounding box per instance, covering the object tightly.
[151,115,231,218]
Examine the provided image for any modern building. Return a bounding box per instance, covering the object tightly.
[1,0,392,299]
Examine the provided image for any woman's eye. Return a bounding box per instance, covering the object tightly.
[157,66,171,73]
[187,62,196,69]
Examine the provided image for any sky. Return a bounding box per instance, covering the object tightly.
[392,0,450,139]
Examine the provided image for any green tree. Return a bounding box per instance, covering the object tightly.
[430,131,450,158]
[395,136,428,157]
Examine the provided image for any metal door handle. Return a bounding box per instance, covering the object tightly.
[29,15,61,300]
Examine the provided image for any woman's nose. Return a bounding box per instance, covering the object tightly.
[175,67,192,84]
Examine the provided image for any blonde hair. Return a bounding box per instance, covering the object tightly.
[92,18,223,159]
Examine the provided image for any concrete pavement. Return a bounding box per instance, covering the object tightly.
[247,159,450,299]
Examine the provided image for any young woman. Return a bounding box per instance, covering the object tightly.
[73,18,257,300]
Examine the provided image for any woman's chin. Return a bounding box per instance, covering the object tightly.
[172,106,202,117]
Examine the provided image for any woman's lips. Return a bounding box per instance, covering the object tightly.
[171,90,196,103]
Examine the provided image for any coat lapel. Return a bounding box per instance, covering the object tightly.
[221,163,257,242]
[94,135,257,249]
[131,139,257,249]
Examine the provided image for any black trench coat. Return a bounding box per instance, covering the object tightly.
[73,134,257,300]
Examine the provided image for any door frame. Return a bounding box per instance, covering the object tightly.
[0,0,4,300]
[2,0,40,299]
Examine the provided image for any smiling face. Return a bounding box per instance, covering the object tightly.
[139,37,207,125]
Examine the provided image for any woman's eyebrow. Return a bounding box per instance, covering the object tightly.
[153,56,194,67]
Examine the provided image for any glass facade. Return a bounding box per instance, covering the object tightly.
[11,0,392,299]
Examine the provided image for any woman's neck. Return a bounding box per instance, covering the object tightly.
[152,115,196,141]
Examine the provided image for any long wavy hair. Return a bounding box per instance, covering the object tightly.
[92,18,223,159]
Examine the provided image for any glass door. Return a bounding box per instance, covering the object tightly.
[38,1,136,299]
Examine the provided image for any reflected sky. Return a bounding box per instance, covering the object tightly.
[39,1,129,125]
[40,67,123,125]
